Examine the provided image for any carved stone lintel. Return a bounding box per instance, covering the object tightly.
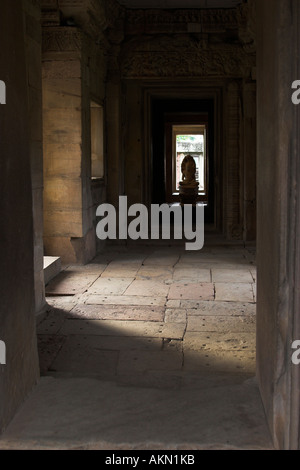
[120,46,255,79]
[42,26,83,53]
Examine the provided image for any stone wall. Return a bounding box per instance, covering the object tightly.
[256,0,300,450]
[41,0,117,263]
[0,0,39,432]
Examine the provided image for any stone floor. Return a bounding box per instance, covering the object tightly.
[0,243,274,450]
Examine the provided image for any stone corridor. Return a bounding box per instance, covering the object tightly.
[0,244,274,450]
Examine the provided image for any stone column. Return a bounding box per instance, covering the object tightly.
[42,27,96,264]
[224,80,243,239]
[242,81,257,241]
[106,44,124,208]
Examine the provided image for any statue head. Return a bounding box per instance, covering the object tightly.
[181,155,196,183]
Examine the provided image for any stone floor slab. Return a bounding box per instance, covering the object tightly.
[87,277,134,296]
[83,294,166,307]
[173,267,211,282]
[69,304,165,322]
[185,301,256,316]
[46,272,100,295]
[215,283,255,303]
[186,315,255,334]
[136,266,173,280]
[124,279,170,297]
[37,308,70,335]
[164,308,187,324]
[49,336,119,378]
[142,254,180,267]
[183,349,256,374]
[0,376,273,450]
[168,282,214,301]
[59,319,186,340]
[211,269,253,283]
[184,332,256,352]
[117,350,183,374]
[101,264,140,278]
[37,335,66,374]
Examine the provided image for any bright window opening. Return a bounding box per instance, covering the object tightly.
[172,125,207,197]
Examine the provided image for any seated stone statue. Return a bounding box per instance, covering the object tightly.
[181,155,197,185]
[179,155,199,205]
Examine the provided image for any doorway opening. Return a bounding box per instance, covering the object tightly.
[151,97,216,226]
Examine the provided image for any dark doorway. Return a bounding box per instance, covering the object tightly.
[151,98,215,224]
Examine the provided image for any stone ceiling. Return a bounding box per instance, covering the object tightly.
[117,0,243,9]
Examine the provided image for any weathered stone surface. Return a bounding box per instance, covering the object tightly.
[185,301,256,316]
[166,300,181,309]
[143,254,180,267]
[215,283,255,303]
[38,335,66,374]
[173,267,211,282]
[164,309,187,324]
[59,319,186,340]
[184,332,256,352]
[101,264,140,278]
[168,283,214,301]
[136,266,173,280]
[64,264,108,274]
[87,277,134,296]
[186,315,256,333]
[49,336,119,378]
[84,294,167,307]
[117,350,183,373]
[124,279,170,297]
[46,272,100,295]
[211,269,253,283]
[183,350,256,374]
[37,308,69,335]
[69,304,165,322]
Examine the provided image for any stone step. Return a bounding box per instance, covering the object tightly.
[43,256,62,285]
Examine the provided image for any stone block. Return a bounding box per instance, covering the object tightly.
[214,283,255,303]
[46,271,99,295]
[44,177,82,211]
[211,269,253,283]
[124,279,170,298]
[49,336,119,378]
[43,142,82,178]
[117,350,183,374]
[44,211,83,238]
[59,319,186,340]
[173,267,211,282]
[87,277,134,296]
[168,282,214,301]
[84,295,166,307]
[69,304,165,322]
[186,315,256,334]
[184,301,256,316]
[164,309,187,324]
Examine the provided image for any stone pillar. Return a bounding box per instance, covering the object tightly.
[0,0,39,432]
[224,81,243,239]
[106,44,124,208]
[23,0,46,313]
[42,27,96,264]
[242,81,257,241]
[256,0,300,450]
